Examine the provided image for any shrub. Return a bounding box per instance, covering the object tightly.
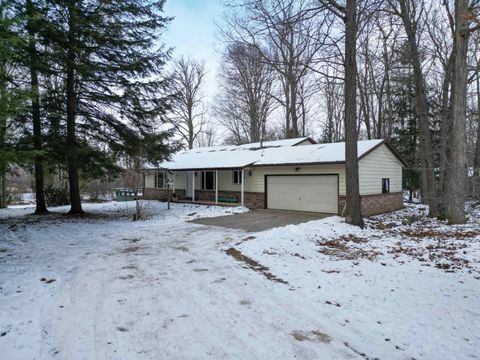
[44,185,70,207]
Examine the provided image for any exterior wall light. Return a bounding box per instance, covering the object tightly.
[295,167,301,172]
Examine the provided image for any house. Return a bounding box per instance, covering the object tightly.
[143,137,405,216]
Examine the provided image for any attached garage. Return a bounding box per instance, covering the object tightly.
[265,175,338,214]
[144,137,405,216]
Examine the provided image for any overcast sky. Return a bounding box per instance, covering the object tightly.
[164,0,223,104]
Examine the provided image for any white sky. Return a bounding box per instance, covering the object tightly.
[164,0,223,104]
[161,0,324,142]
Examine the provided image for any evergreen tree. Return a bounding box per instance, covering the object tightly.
[0,0,33,208]
[43,0,174,214]
[25,0,48,213]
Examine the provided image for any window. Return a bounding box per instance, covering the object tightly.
[154,172,166,189]
[382,178,390,194]
[233,170,242,184]
[201,171,215,190]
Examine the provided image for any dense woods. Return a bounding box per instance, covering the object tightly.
[215,0,480,225]
[1,0,479,226]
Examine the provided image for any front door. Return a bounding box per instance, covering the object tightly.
[186,171,194,198]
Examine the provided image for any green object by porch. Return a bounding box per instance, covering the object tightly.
[115,188,140,201]
[218,196,238,203]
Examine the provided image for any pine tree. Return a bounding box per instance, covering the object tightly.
[0,0,33,208]
[44,0,174,214]
[25,0,48,213]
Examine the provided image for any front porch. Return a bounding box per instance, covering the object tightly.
[182,169,246,206]
[143,168,266,209]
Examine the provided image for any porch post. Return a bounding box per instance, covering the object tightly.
[241,169,245,206]
[192,171,195,202]
[215,170,218,204]
[172,172,175,193]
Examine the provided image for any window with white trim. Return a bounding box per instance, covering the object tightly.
[232,170,242,184]
[201,171,215,190]
[154,172,166,189]
[382,178,390,193]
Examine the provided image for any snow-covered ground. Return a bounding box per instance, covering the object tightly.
[0,201,479,359]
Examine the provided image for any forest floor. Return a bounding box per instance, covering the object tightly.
[0,200,479,359]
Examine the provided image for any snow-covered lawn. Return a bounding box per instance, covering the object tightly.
[0,201,479,359]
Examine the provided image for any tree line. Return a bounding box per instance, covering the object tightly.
[1,0,479,227]
[211,0,480,226]
[0,0,176,214]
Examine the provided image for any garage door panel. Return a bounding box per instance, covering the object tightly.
[266,175,338,213]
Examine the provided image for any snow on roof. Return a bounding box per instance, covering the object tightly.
[146,139,385,170]
[254,139,384,166]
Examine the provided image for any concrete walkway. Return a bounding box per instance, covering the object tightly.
[190,209,332,232]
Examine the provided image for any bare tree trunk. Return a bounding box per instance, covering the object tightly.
[344,0,363,228]
[0,32,6,209]
[438,52,454,218]
[66,2,83,215]
[170,57,207,148]
[447,0,469,224]
[26,0,48,214]
[474,72,480,200]
[0,165,5,209]
[397,0,439,217]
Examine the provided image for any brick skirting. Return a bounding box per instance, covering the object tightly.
[142,188,265,209]
[144,188,402,215]
[143,188,186,201]
[338,192,403,216]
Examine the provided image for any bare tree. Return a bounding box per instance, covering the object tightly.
[473,33,480,200]
[446,0,477,224]
[222,0,333,138]
[321,68,345,142]
[169,57,207,149]
[215,43,275,144]
[320,0,364,227]
[195,124,217,148]
[386,0,440,217]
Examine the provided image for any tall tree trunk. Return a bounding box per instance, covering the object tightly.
[398,0,439,217]
[26,0,48,214]
[0,36,6,209]
[438,52,454,219]
[344,0,363,228]
[289,77,299,138]
[0,166,5,208]
[474,72,480,201]
[66,2,83,214]
[447,0,469,224]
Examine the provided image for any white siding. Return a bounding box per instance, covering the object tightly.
[359,144,402,195]
[144,171,179,189]
[173,171,186,189]
[245,164,346,195]
[145,172,155,188]
[144,144,402,197]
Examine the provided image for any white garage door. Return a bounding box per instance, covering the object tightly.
[266,175,338,213]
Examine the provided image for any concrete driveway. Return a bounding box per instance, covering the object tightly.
[190,209,332,232]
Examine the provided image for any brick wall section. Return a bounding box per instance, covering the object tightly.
[143,188,186,201]
[143,188,265,209]
[144,188,401,215]
[338,192,403,216]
